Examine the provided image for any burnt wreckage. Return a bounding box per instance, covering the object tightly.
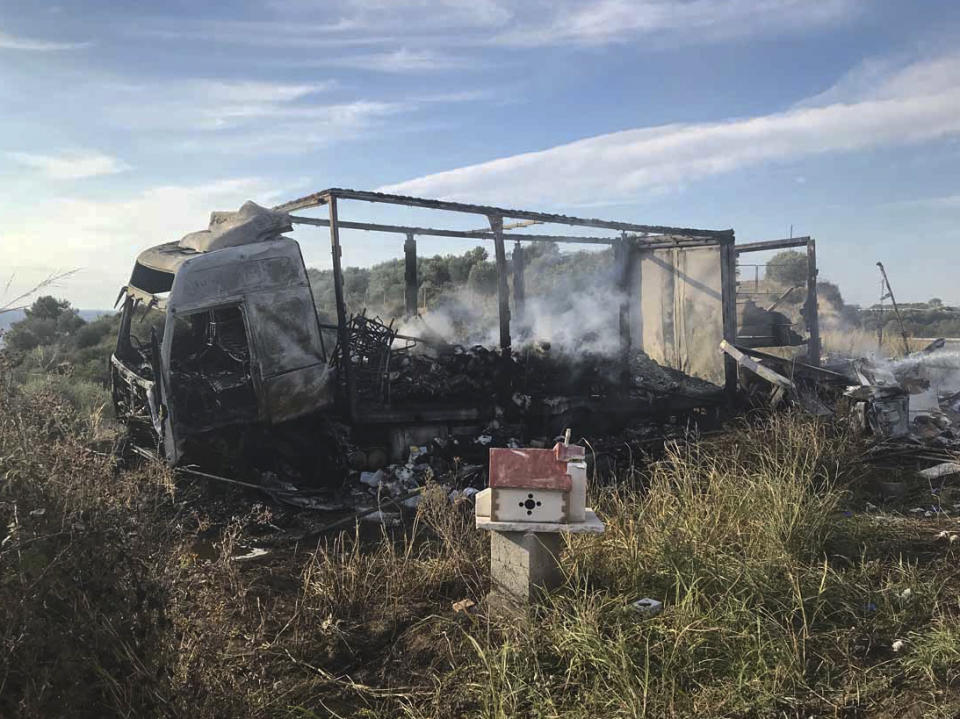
[111,188,819,489]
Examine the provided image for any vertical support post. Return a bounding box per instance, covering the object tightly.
[328,197,354,418]
[489,531,563,609]
[489,214,511,356]
[512,241,525,322]
[719,234,739,397]
[404,233,418,318]
[616,234,632,357]
[805,239,821,366]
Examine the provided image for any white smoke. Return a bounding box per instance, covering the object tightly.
[511,286,625,356]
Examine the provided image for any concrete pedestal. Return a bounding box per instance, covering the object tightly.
[477,508,605,610]
[490,530,564,607]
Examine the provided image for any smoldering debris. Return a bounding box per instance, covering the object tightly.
[347,313,721,405]
[720,336,960,478]
[835,346,960,469]
[389,344,504,402]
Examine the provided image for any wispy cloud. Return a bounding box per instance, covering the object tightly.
[134,19,392,49]
[91,76,486,153]
[0,30,90,51]
[264,0,512,32]
[381,52,960,205]
[883,193,960,210]
[492,0,858,47]
[103,79,336,131]
[293,48,474,73]
[134,0,857,51]
[7,150,129,179]
[171,100,410,153]
[797,52,960,107]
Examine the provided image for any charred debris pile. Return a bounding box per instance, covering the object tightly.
[272,313,960,521]
[265,312,722,515]
[336,312,718,406]
[725,338,960,480]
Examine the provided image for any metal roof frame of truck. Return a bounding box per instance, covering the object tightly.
[275,187,740,418]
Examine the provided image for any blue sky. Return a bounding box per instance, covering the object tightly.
[2,0,959,309]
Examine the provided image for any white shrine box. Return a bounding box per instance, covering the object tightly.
[477,442,587,524]
[474,441,605,608]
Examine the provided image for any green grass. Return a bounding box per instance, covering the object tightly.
[1,367,959,718]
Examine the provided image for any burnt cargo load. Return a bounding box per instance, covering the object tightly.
[112,188,747,488]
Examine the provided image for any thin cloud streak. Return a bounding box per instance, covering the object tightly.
[0,30,90,51]
[7,150,129,179]
[382,54,960,205]
[284,48,476,73]
[491,0,858,47]
[132,0,858,51]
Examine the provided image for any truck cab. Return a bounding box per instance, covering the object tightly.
[111,202,333,466]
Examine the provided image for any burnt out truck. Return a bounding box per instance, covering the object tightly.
[112,188,745,487]
[111,202,339,481]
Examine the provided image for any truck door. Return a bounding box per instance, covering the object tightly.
[166,303,259,434]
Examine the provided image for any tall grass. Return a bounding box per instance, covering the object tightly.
[821,327,916,358]
[405,415,960,718]
[2,367,959,718]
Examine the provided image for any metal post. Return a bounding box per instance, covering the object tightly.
[805,240,821,365]
[404,233,417,318]
[877,261,911,355]
[719,237,739,396]
[512,241,525,321]
[328,197,354,418]
[489,214,511,356]
[616,235,632,356]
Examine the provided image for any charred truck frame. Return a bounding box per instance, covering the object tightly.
[112,188,746,485]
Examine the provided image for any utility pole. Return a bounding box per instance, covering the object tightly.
[876,261,911,355]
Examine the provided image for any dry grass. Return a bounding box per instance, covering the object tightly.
[820,327,921,358]
[2,366,960,717]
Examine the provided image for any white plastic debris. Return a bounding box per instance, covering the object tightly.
[918,462,960,480]
[360,510,400,525]
[402,494,422,509]
[360,469,385,488]
[629,598,664,617]
[475,435,493,446]
[892,639,905,652]
[383,481,402,497]
[233,547,269,562]
[279,496,346,511]
[898,588,913,601]
[511,392,532,410]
